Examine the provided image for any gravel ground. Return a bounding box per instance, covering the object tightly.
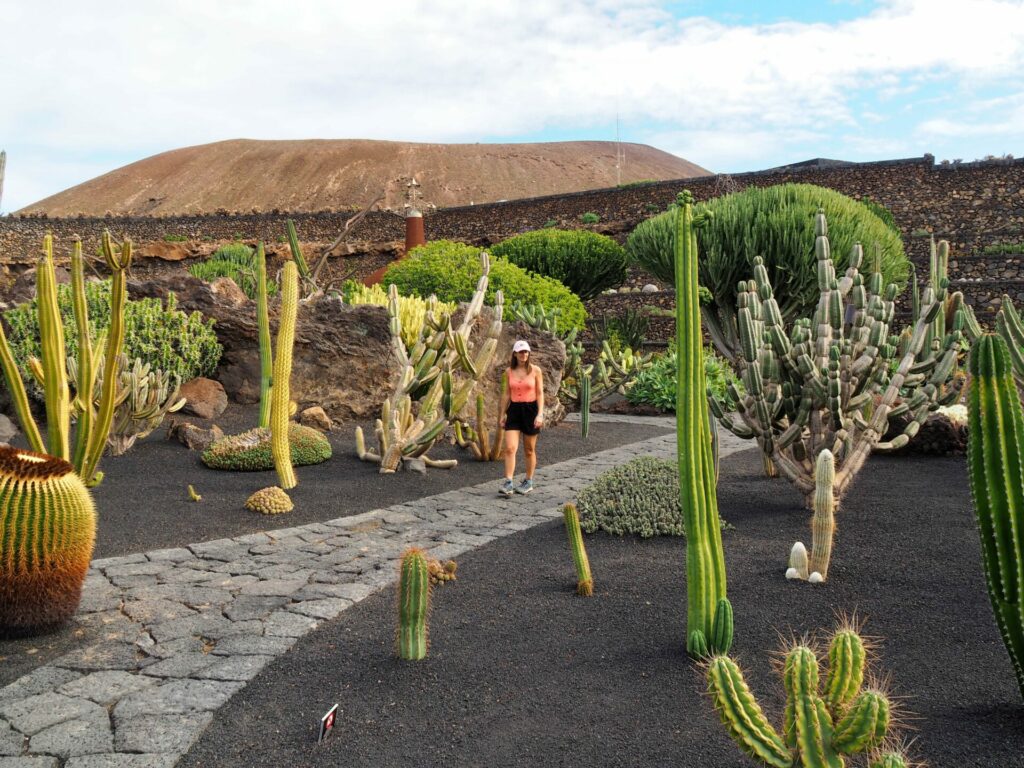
[180,449,1024,768]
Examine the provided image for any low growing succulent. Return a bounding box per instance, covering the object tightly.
[202,423,331,471]
[245,486,293,515]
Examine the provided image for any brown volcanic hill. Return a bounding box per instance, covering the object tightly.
[17,139,711,217]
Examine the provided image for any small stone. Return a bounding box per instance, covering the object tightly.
[0,667,83,706]
[299,406,333,432]
[166,421,224,452]
[178,378,227,419]
[641,283,659,293]
[0,720,23,756]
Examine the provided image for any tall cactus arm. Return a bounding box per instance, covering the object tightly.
[37,236,71,460]
[996,295,1024,384]
[256,242,273,430]
[0,312,45,453]
[706,656,792,768]
[271,262,299,489]
[71,239,96,470]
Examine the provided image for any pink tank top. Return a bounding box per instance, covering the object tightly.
[509,369,537,402]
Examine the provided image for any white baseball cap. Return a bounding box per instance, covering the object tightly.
[512,340,531,353]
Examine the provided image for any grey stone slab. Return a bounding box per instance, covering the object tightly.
[140,636,208,660]
[192,655,273,682]
[140,653,217,679]
[188,539,250,562]
[262,611,318,637]
[121,600,196,625]
[0,758,59,767]
[1,693,106,736]
[436,531,496,546]
[324,511,383,529]
[200,619,264,641]
[358,568,398,588]
[29,708,111,758]
[112,711,213,755]
[233,532,272,546]
[202,574,258,591]
[147,612,233,644]
[287,598,351,620]
[293,583,364,601]
[209,635,296,656]
[77,591,124,614]
[263,526,309,539]
[425,542,471,560]
[66,755,177,768]
[145,547,195,563]
[124,585,232,608]
[92,555,148,569]
[55,643,144,673]
[238,579,307,597]
[0,668,82,706]
[0,720,23,755]
[222,595,290,622]
[112,680,243,719]
[153,568,218,585]
[251,564,315,581]
[316,547,362,566]
[58,671,158,707]
[103,562,167,579]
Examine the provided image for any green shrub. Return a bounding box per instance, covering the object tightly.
[618,179,658,189]
[382,240,587,331]
[626,184,910,331]
[163,233,189,242]
[597,308,648,350]
[2,281,222,396]
[626,346,743,413]
[983,241,1024,255]
[490,229,627,300]
[580,212,600,224]
[542,219,557,229]
[859,196,898,233]
[576,456,724,537]
[188,243,277,300]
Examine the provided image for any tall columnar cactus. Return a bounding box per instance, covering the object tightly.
[787,449,837,584]
[453,374,506,461]
[397,547,431,660]
[579,375,591,439]
[675,191,732,659]
[709,212,962,512]
[563,503,593,596]
[256,242,273,430]
[967,334,1024,700]
[0,446,97,638]
[995,295,1024,389]
[271,261,299,490]
[706,623,910,768]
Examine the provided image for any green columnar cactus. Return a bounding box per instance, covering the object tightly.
[995,295,1024,388]
[563,503,593,596]
[675,191,732,659]
[397,547,431,660]
[453,375,506,461]
[272,261,299,490]
[709,403,720,486]
[37,235,71,461]
[561,340,654,411]
[0,446,97,638]
[285,219,315,294]
[968,334,1024,700]
[709,213,962,511]
[787,450,837,584]
[256,242,273,430]
[707,624,907,767]
[580,374,591,439]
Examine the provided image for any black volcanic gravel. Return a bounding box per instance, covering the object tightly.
[180,450,1024,768]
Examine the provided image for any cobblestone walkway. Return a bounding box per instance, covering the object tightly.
[0,423,747,768]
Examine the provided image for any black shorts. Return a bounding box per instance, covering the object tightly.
[505,401,540,435]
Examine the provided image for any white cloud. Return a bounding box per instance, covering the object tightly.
[2,0,1024,209]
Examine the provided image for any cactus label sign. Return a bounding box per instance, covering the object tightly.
[317,704,339,744]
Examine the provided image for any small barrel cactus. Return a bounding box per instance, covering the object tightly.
[563,503,593,596]
[397,548,431,660]
[245,486,293,515]
[0,446,97,637]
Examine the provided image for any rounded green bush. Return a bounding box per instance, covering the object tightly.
[576,456,686,537]
[2,281,222,397]
[491,229,627,301]
[627,347,743,413]
[382,240,587,331]
[626,183,910,323]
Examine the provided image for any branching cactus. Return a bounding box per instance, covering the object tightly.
[675,191,732,659]
[967,334,1024,700]
[994,295,1024,389]
[709,211,963,511]
[453,374,506,461]
[706,623,912,768]
[563,503,593,596]
[787,449,836,584]
[355,252,504,473]
[271,261,299,489]
[397,547,431,661]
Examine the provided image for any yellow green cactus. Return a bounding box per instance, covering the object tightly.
[272,261,299,489]
[245,486,294,515]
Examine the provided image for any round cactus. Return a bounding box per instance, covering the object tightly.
[245,486,294,515]
[0,446,97,638]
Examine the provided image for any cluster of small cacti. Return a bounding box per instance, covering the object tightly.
[397,548,431,660]
[427,558,458,585]
[674,191,732,659]
[201,423,331,470]
[508,300,576,344]
[355,252,504,474]
[245,486,294,515]
[967,334,1024,700]
[560,340,654,410]
[345,282,456,350]
[187,242,277,300]
[563,503,593,596]
[706,622,912,768]
[452,375,506,462]
[709,212,963,511]
[0,446,97,638]
[576,456,689,537]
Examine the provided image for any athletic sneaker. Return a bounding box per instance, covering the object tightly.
[515,478,534,495]
[499,478,515,497]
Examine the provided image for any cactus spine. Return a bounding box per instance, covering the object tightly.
[563,503,593,596]
[271,261,298,490]
[787,450,837,584]
[397,547,431,660]
[967,334,1024,700]
[707,624,905,767]
[675,191,731,659]
[256,242,273,430]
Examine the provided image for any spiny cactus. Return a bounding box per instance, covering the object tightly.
[256,242,273,430]
[272,261,299,489]
[202,423,331,470]
[787,449,836,584]
[245,486,294,515]
[709,212,962,512]
[427,558,458,585]
[397,547,431,660]
[968,334,1024,700]
[995,295,1024,389]
[453,375,506,461]
[675,191,732,659]
[563,503,594,596]
[0,446,97,638]
[580,374,591,439]
[706,622,910,768]
[561,340,653,409]
[355,252,504,473]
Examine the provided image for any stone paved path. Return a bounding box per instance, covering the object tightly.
[0,421,747,767]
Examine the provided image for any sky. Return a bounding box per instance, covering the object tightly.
[1,0,1022,213]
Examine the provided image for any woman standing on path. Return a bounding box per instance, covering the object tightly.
[498,340,544,497]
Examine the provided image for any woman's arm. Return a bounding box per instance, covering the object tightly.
[498,370,511,427]
[534,368,545,427]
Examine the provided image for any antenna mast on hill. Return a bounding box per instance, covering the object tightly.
[0,150,6,214]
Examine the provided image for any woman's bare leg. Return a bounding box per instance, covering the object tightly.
[523,434,538,479]
[503,430,520,479]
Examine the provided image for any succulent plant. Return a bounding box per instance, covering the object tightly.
[563,503,593,596]
[576,456,692,537]
[271,261,299,489]
[0,446,96,637]
[786,449,836,584]
[256,242,273,430]
[397,547,430,660]
[188,484,202,502]
[202,423,331,471]
[427,558,458,585]
[967,334,1024,700]
[453,374,506,462]
[245,486,294,515]
[345,282,456,351]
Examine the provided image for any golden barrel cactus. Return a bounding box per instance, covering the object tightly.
[0,446,97,637]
